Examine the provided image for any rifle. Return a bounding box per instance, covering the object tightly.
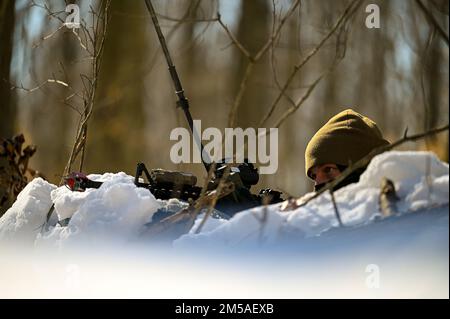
[141,0,283,211]
[47,0,284,230]
[64,164,201,202]
[62,160,282,217]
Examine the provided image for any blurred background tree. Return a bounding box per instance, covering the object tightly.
[1,0,16,138]
[3,0,449,201]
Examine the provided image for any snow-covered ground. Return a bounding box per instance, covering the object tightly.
[0,151,448,298]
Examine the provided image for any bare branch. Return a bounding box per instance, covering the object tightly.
[258,0,362,127]
[227,62,254,127]
[223,0,301,127]
[217,13,253,61]
[272,70,327,128]
[195,165,231,234]
[415,0,449,46]
[30,0,65,23]
[32,24,65,48]
[330,190,343,227]
[157,13,218,23]
[269,1,297,109]
[254,0,301,61]
[70,29,89,53]
[62,0,112,177]
[10,78,70,93]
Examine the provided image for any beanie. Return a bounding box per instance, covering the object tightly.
[305,109,390,179]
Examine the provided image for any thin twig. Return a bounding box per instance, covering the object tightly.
[258,0,362,127]
[254,0,301,61]
[195,165,231,234]
[217,13,253,61]
[222,0,301,127]
[330,190,343,227]
[157,13,218,23]
[415,0,449,46]
[10,78,69,93]
[227,62,254,127]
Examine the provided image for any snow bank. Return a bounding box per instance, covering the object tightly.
[36,172,160,249]
[0,151,448,250]
[174,151,449,249]
[0,172,160,248]
[0,178,55,243]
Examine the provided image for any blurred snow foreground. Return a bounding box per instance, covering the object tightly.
[0,151,448,249]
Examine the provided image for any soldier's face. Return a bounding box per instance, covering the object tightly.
[310,164,341,189]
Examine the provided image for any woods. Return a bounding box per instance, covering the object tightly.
[1,0,449,214]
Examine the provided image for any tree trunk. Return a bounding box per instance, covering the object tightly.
[0,0,16,138]
[88,0,149,175]
[232,0,270,128]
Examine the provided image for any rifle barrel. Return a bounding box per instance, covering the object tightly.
[144,0,211,171]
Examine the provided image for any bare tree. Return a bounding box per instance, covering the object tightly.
[14,0,112,183]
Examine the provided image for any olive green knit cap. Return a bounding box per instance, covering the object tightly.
[305,109,390,179]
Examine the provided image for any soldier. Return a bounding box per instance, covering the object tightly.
[305,109,390,192]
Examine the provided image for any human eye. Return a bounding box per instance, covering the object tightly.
[324,166,332,174]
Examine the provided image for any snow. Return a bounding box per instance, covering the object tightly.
[0,177,55,244]
[175,151,449,249]
[0,150,448,298]
[38,172,161,249]
[0,172,161,248]
[0,151,448,249]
